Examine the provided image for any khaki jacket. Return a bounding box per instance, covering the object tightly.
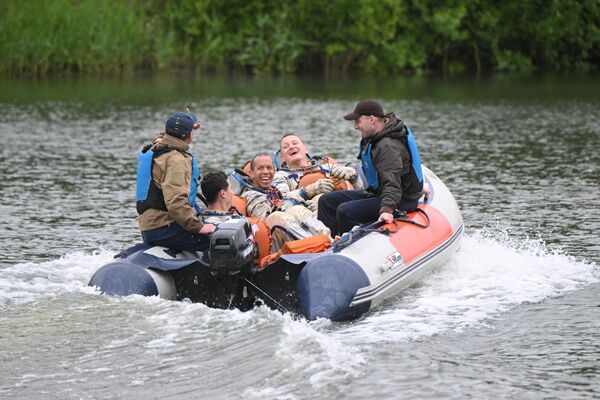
[138,133,204,233]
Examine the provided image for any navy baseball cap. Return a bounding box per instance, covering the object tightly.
[165,112,198,138]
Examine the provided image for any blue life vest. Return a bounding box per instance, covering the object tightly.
[406,126,423,183]
[189,157,200,206]
[136,149,155,203]
[360,142,378,190]
[359,125,423,191]
[136,146,201,215]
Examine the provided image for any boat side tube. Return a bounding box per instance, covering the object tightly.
[89,259,177,300]
[297,253,371,321]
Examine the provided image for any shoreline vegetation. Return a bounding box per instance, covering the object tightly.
[2,0,599,78]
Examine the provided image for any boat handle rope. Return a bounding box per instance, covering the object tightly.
[393,207,431,229]
[332,208,430,252]
[243,278,290,314]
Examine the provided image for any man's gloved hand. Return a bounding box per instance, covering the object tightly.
[303,199,317,212]
[278,191,304,212]
[283,191,304,204]
[277,201,293,213]
[330,165,357,181]
[304,178,334,198]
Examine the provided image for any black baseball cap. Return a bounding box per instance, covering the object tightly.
[343,100,385,120]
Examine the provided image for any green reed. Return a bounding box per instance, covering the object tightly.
[0,0,155,76]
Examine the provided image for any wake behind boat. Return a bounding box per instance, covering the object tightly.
[89,165,462,321]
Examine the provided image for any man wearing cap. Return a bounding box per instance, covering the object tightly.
[136,111,216,252]
[318,100,424,236]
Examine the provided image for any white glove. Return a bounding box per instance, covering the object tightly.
[277,200,293,213]
[283,191,305,204]
[279,191,305,212]
[304,178,334,198]
[330,164,357,181]
[303,199,317,212]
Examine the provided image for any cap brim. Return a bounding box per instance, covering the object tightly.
[343,112,360,120]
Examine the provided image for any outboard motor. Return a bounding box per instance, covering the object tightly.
[209,218,255,278]
[208,218,256,310]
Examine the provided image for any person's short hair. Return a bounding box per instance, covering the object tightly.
[200,171,229,204]
[250,153,273,170]
[279,133,303,149]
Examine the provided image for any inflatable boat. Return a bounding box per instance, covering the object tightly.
[89,165,463,321]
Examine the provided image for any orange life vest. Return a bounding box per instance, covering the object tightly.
[231,195,248,217]
[247,216,272,261]
[231,195,272,261]
[296,170,353,191]
[258,234,332,269]
[292,157,354,191]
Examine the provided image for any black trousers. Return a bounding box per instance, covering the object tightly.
[318,190,418,236]
[141,223,210,252]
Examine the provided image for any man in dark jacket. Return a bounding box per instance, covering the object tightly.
[318,100,424,236]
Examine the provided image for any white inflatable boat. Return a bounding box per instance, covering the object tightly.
[89,165,463,321]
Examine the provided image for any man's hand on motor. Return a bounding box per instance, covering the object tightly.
[199,223,216,234]
[330,165,357,181]
[304,178,334,198]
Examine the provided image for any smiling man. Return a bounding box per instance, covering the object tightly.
[272,134,363,208]
[240,153,331,250]
[250,154,276,190]
[318,100,424,236]
[242,153,283,219]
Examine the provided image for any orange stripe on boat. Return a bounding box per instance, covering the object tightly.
[387,205,453,264]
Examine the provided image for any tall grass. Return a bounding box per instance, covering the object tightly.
[0,0,155,76]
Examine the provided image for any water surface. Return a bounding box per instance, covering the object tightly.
[0,74,598,399]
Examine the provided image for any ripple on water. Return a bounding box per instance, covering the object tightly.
[1,91,599,399]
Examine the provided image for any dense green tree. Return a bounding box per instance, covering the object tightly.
[1,0,598,76]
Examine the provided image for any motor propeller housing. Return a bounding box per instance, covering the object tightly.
[209,218,255,277]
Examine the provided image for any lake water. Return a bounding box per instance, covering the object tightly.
[0,74,599,399]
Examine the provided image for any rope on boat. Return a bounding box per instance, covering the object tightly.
[332,207,431,252]
[393,207,430,228]
[243,278,290,314]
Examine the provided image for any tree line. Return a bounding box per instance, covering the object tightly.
[2,0,599,77]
